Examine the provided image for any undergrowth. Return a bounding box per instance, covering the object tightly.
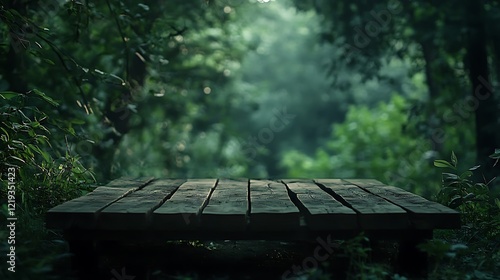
[0,91,94,279]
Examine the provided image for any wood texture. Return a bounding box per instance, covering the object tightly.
[98,179,185,230]
[315,179,410,229]
[46,178,154,229]
[345,180,460,229]
[46,178,460,234]
[153,179,217,229]
[342,179,384,187]
[249,180,300,230]
[283,180,357,230]
[201,179,249,231]
[106,177,155,188]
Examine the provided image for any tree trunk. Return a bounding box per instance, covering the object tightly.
[466,0,497,178]
[419,37,444,152]
[2,1,29,93]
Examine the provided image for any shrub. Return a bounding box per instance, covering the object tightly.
[0,90,94,279]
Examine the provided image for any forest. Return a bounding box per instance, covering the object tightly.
[0,0,499,279]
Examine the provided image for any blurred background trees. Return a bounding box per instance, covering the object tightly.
[1,0,499,196]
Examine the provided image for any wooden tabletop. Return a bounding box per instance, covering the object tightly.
[46,178,460,233]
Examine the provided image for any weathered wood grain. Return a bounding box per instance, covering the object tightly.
[315,179,410,229]
[249,180,300,231]
[201,179,249,231]
[97,179,185,230]
[283,180,357,230]
[106,177,155,188]
[345,180,460,229]
[47,177,461,234]
[153,179,217,229]
[46,178,154,229]
[342,179,384,187]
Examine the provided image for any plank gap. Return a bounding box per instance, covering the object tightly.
[197,179,220,220]
[281,180,311,215]
[246,178,251,225]
[145,180,186,217]
[344,179,413,212]
[200,179,248,231]
[248,180,300,230]
[316,179,411,229]
[343,179,460,229]
[96,178,155,214]
[314,181,360,214]
[281,180,311,227]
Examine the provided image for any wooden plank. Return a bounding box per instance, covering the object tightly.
[106,177,155,187]
[249,179,300,231]
[153,179,217,230]
[342,179,384,187]
[283,180,357,230]
[346,181,460,229]
[315,179,409,229]
[46,178,153,229]
[201,179,248,231]
[97,179,185,230]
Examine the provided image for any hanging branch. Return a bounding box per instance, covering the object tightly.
[105,0,130,83]
[36,33,91,114]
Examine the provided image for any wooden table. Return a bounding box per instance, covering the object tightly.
[46,178,460,278]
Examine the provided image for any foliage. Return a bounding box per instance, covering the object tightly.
[0,93,93,279]
[0,91,94,211]
[292,0,500,169]
[434,151,500,232]
[229,0,425,177]
[414,150,500,279]
[281,94,440,196]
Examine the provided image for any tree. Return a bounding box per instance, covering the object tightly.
[0,0,248,180]
[292,0,500,176]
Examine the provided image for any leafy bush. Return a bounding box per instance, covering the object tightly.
[281,95,440,196]
[416,150,500,279]
[434,150,500,236]
[0,90,94,279]
[0,90,94,212]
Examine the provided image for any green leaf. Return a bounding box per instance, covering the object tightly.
[489,148,500,159]
[450,244,468,252]
[445,252,457,258]
[29,121,40,128]
[0,91,20,100]
[10,156,26,164]
[138,3,150,11]
[32,89,59,106]
[43,58,56,65]
[67,126,76,136]
[70,119,85,125]
[460,171,473,179]
[0,127,10,141]
[443,173,459,181]
[468,165,480,171]
[451,151,457,167]
[462,193,475,201]
[449,196,463,208]
[434,160,455,169]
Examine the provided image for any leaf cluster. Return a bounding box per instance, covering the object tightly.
[434,151,499,229]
